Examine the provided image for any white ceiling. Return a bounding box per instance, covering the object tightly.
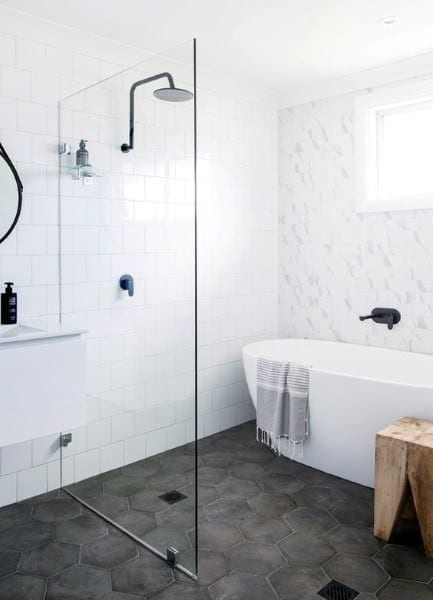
[3,0,433,96]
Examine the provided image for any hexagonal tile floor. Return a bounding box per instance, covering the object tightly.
[0,420,432,599]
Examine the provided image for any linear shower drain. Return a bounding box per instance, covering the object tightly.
[158,490,187,505]
[318,580,359,600]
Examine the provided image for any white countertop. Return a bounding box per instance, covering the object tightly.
[0,324,87,345]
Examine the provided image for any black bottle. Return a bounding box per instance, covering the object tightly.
[76,139,89,166]
[1,282,17,325]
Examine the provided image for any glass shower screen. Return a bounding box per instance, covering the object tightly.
[58,40,197,577]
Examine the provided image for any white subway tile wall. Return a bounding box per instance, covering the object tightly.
[0,19,278,506]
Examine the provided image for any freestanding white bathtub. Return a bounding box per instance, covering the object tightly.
[242,338,433,487]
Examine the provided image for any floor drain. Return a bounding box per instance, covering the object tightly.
[318,580,359,600]
[158,490,187,505]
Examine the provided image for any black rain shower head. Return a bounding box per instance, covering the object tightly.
[121,71,193,153]
[153,87,193,102]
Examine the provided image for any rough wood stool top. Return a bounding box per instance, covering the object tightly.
[377,417,433,443]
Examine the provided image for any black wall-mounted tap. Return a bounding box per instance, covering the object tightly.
[359,308,401,330]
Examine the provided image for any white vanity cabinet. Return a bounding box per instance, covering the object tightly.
[0,326,86,448]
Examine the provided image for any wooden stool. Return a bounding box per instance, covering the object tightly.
[375,417,433,558]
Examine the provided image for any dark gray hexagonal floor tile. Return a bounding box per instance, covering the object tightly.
[330,500,374,527]
[180,549,229,586]
[162,454,195,474]
[327,525,383,556]
[0,504,31,530]
[147,471,188,491]
[113,510,156,537]
[20,540,78,577]
[269,564,329,599]
[193,521,242,551]
[0,572,46,600]
[227,541,285,576]
[295,466,340,486]
[278,532,335,567]
[204,498,253,523]
[209,572,276,600]
[150,581,211,599]
[32,498,81,523]
[324,554,388,593]
[228,462,269,481]
[55,515,108,545]
[258,474,303,495]
[0,550,20,578]
[378,579,433,599]
[86,494,128,518]
[103,475,145,497]
[239,514,290,543]
[216,478,260,500]
[268,456,305,475]
[155,501,200,530]
[129,490,168,512]
[0,520,52,551]
[103,593,146,600]
[248,492,296,517]
[284,507,338,535]
[201,452,236,469]
[143,527,191,553]
[81,533,138,569]
[179,484,219,507]
[375,544,433,582]
[291,485,341,509]
[333,479,374,505]
[66,476,103,498]
[237,445,274,464]
[196,467,228,486]
[112,554,173,596]
[122,458,162,479]
[47,563,111,600]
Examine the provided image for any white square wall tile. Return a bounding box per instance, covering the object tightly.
[86,419,111,450]
[17,465,47,501]
[124,434,146,465]
[146,429,166,457]
[0,441,32,475]
[16,39,46,73]
[101,442,123,472]
[0,473,17,508]
[74,449,100,481]
[32,433,60,466]
[111,412,134,442]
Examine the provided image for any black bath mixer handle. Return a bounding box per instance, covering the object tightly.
[359,308,401,330]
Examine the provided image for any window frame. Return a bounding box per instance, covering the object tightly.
[355,82,433,213]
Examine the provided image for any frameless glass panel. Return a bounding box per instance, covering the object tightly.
[59,40,197,577]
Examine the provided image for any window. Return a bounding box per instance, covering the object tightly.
[355,83,433,212]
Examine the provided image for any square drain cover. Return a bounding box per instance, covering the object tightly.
[158,490,187,505]
[318,580,359,600]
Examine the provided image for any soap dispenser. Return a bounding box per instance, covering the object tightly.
[76,139,89,166]
[1,282,17,325]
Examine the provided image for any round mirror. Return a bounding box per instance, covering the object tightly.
[0,143,23,244]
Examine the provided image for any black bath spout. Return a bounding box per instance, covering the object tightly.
[359,308,401,330]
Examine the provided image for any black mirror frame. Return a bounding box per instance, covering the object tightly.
[0,142,23,245]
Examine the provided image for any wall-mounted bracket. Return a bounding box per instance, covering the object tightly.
[58,143,71,155]
[166,547,179,566]
[60,433,72,447]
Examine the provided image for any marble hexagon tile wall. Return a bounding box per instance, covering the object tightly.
[279,87,433,354]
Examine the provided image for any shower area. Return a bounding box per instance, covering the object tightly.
[57,40,198,577]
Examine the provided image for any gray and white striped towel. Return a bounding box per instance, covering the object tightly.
[257,357,310,457]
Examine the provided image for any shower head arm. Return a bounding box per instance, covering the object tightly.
[121,72,175,153]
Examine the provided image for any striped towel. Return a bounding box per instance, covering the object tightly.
[257,358,310,457]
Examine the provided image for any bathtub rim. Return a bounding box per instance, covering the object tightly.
[242,337,433,391]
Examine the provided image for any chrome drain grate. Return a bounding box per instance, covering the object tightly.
[158,490,187,505]
[318,580,359,600]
